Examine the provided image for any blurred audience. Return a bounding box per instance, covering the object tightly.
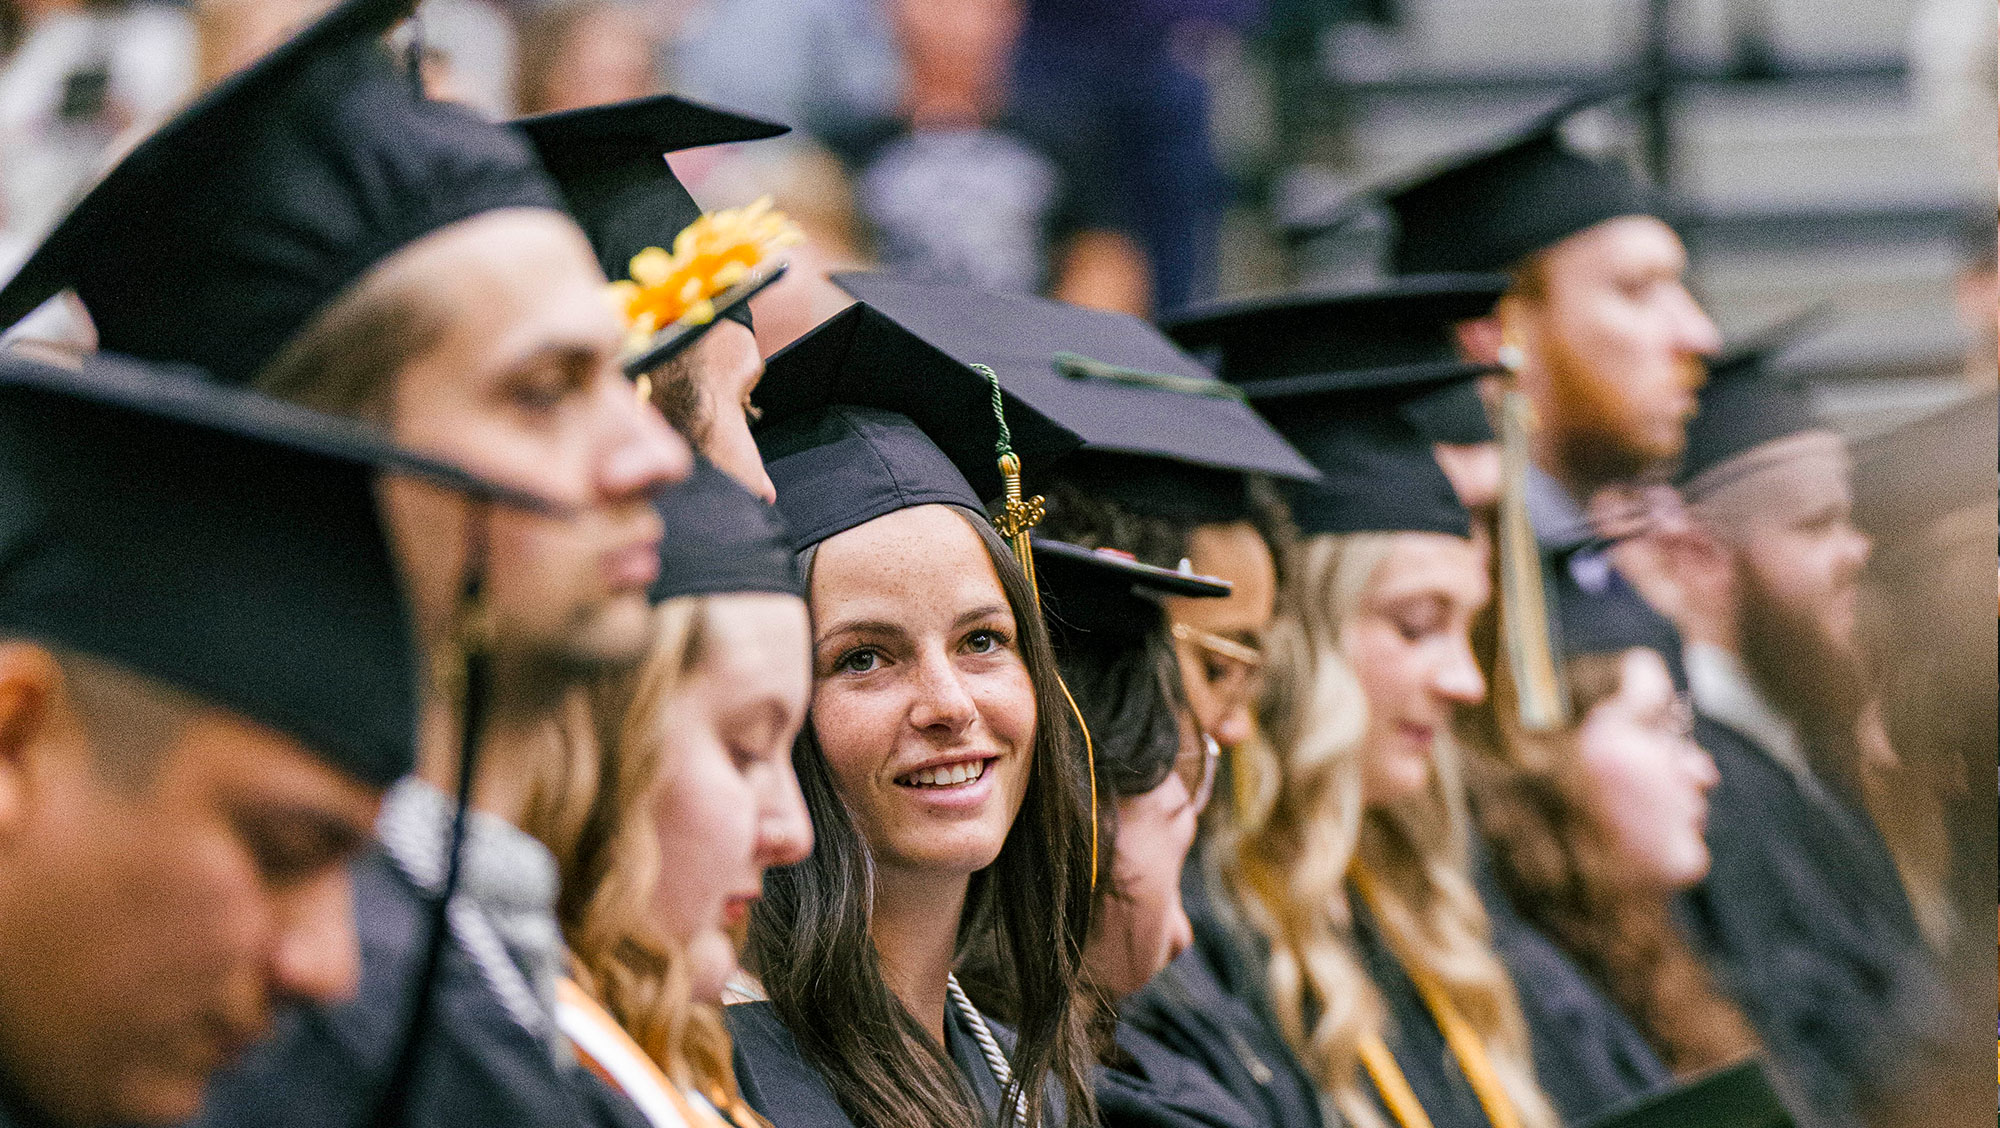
[515,0,654,116]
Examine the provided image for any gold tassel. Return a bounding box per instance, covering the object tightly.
[976,367,1099,890]
[1495,387,1569,732]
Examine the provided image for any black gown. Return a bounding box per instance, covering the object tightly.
[1680,716,1944,1128]
[192,850,646,1128]
[1347,896,1495,1128]
[1471,839,1675,1123]
[1119,850,1327,1128]
[727,995,1047,1128]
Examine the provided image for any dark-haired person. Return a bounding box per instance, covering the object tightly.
[727,302,1098,1128]
[838,271,1326,1128]
[6,5,712,1126]
[1029,541,1262,1128]
[1642,338,1948,1128]
[0,351,524,1128]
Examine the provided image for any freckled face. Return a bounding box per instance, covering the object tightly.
[806,506,1037,881]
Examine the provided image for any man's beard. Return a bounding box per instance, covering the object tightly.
[1541,333,1698,491]
[1736,562,1870,801]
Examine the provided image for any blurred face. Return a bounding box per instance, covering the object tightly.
[1574,648,1718,893]
[809,506,1037,882]
[375,209,690,670]
[1342,533,1491,807]
[888,0,1022,99]
[533,4,656,114]
[1163,521,1278,749]
[1732,496,1871,655]
[648,595,813,1004]
[648,320,775,504]
[1509,216,1722,488]
[0,648,379,1126]
[1084,721,1215,1002]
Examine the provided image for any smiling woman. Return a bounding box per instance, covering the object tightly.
[724,303,1097,1128]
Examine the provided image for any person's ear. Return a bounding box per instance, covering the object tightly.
[1454,314,1505,367]
[0,644,64,841]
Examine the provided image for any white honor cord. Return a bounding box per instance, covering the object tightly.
[945,974,1029,1128]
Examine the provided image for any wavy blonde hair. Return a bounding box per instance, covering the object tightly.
[1226,532,1559,1128]
[521,596,765,1126]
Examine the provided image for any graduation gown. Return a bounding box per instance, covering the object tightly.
[726,996,1047,1128]
[1347,899,1494,1128]
[1118,851,1326,1128]
[191,850,647,1128]
[1471,839,1674,1123]
[1098,1018,1270,1128]
[1680,717,1943,1128]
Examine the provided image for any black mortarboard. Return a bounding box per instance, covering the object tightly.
[1580,1060,1791,1128]
[0,0,564,386]
[651,456,803,602]
[1162,278,1507,536]
[834,271,1317,523]
[0,350,544,788]
[1675,311,1827,486]
[1375,86,1654,275]
[1162,274,1507,389]
[753,301,1083,549]
[1033,539,1229,648]
[1404,380,1495,445]
[1851,390,2000,544]
[514,92,787,346]
[1550,546,1687,673]
[1246,372,1473,538]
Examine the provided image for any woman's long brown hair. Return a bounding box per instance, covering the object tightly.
[1466,641,1763,1077]
[744,507,1098,1128]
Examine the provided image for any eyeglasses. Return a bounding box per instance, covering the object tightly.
[1172,733,1221,814]
[1171,621,1262,671]
[1655,693,1697,744]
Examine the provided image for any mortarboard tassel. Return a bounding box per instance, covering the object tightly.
[974,363,1098,889]
[1495,385,1570,733]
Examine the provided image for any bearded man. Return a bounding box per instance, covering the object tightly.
[1653,344,1948,1128]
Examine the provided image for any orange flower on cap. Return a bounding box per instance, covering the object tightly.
[607,196,803,353]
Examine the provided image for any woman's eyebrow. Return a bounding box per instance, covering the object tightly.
[815,618,906,644]
[953,604,1012,630]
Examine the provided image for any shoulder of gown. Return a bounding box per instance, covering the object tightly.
[1468,837,1674,1124]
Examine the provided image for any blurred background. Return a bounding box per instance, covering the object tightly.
[1,0,1992,432]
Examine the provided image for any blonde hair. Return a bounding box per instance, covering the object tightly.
[1228,532,1559,1128]
[521,596,765,1125]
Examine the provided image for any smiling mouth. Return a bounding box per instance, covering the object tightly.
[896,758,994,789]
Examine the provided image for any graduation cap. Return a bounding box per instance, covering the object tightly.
[1675,310,1829,489]
[514,93,787,284]
[834,271,1318,524]
[1162,277,1512,537]
[0,0,564,386]
[651,456,803,602]
[0,349,545,788]
[1580,1060,1791,1128]
[1246,372,1473,539]
[1033,539,1230,648]
[1851,390,1999,545]
[514,92,789,359]
[1357,86,1655,276]
[753,300,1083,550]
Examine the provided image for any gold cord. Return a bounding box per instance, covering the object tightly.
[1351,863,1524,1128]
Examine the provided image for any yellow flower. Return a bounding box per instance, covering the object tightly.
[604,197,802,350]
